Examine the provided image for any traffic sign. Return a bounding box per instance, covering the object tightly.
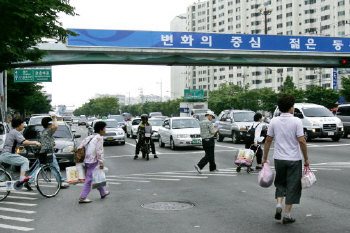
[14,68,52,83]
[184,89,204,100]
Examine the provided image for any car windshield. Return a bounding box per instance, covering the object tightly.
[104,121,119,128]
[149,120,163,126]
[110,116,124,122]
[29,117,44,125]
[337,106,350,116]
[193,109,208,114]
[233,112,255,122]
[0,124,5,135]
[172,119,200,129]
[57,117,63,121]
[132,119,141,125]
[302,107,333,117]
[24,125,72,139]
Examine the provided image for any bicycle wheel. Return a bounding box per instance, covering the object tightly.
[35,165,61,198]
[0,169,11,201]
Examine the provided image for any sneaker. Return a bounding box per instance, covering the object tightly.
[134,155,138,160]
[60,182,70,189]
[154,154,158,159]
[24,182,33,191]
[275,207,282,220]
[210,169,219,172]
[101,191,110,199]
[79,198,92,204]
[282,217,296,224]
[194,165,202,174]
[20,176,31,183]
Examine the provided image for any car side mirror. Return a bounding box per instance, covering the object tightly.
[74,134,81,138]
[165,125,170,129]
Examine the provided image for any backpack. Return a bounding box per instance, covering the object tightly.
[244,123,260,145]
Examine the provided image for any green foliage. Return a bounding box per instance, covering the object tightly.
[7,71,51,115]
[340,76,350,102]
[0,0,77,70]
[305,86,339,109]
[74,97,120,117]
[280,76,305,102]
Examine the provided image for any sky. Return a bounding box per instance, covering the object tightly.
[43,0,196,108]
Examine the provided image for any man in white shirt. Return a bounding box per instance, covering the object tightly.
[262,94,310,224]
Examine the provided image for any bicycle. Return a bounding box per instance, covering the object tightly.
[0,145,61,200]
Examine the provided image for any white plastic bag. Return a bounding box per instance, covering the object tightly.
[258,160,275,188]
[92,167,107,189]
[301,166,316,189]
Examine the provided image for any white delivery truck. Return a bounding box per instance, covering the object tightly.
[180,102,209,117]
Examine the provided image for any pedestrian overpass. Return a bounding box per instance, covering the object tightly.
[15,29,350,68]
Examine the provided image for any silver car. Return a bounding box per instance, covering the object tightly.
[89,119,125,145]
[148,118,164,141]
[126,118,141,139]
[158,117,202,150]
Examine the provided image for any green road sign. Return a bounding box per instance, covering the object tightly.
[14,68,52,83]
[184,89,204,100]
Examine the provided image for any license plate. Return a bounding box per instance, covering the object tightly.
[192,139,201,144]
[106,137,114,141]
[328,132,335,136]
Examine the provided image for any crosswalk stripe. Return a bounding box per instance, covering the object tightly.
[138,174,208,179]
[0,215,34,222]
[10,191,38,196]
[0,223,34,231]
[164,172,238,177]
[108,182,121,185]
[106,179,150,183]
[0,202,37,207]
[5,196,38,200]
[110,177,181,181]
[0,207,36,214]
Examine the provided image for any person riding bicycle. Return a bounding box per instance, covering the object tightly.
[0,118,41,183]
[26,114,69,190]
[134,114,158,160]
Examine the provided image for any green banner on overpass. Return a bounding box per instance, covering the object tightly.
[14,68,52,83]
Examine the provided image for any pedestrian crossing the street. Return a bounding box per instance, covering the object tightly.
[0,190,38,232]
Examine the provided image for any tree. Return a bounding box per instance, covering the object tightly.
[74,97,120,117]
[280,76,305,103]
[305,86,339,109]
[7,71,51,116]
[340,76,350,102]
[0,0,77,70]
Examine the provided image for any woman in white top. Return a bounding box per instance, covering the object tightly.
[245,113,264,170]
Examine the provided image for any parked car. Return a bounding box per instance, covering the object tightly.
[158,117,202,150]
[191,109,210,115]
[216,110,268,143]
[20,122,80,164]
[86,117,97,128]
[28,115,50,126]
[88,119,125,145]
[126,118,141,139]
[336,104,350,138]
[149,112,163,118]
[122,113,132,121]
[148,118,164,141]
[109,115,127,132]
[72,117,79,124]
[63,116,73,126]
[0,122,10,153]
[275,103,343,142]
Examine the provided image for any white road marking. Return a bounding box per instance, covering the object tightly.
[136,174,208,179]
[106,178,150,183]
[109,176,181,181]
[0,224,34,232]
[216,145,240,150]
[308,143,350,148]
[108,182,121,185]
[5,196,37,200]
[9,191,38,196]
[125,142,136,147]
[0,202,37,207]
[0,215,34,222]
[161,172,238,177]
[0,207,36,214]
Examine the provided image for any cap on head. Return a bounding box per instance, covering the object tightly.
[205,110,215,118]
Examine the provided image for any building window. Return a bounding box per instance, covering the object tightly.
[286,21,293,26]
[265,79,272,83]
[321,5,330,11]
[305,9,316,14]
[229,74,234,78]
[286,12,292,17]
[305,0,316,5]
[236,24,241,28]
[338,0,345,7]
[251,12,260,17]
[322,74,331,79]
[306,75,317,80]
[338,20,346,26]
[277,68,284,73]
[252,71,262,76]
[287,68,293,72]
[305,18,317,23]
[305,28,317,33]
[251,4,260,9]
[286,30,293,35]
[322,83,331,88]
[338,11,345,16]
[277,14,283,20]
[277,5,282,11]
[277,23,283,28]
[286,3,292,8]
[321,15,330,21]
[252,80,263,84]
[321,25,330,30]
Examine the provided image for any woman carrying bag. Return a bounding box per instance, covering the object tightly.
[78,121,110,204]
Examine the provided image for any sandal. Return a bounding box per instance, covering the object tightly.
[101,191,110,199]
[79,198,92,204]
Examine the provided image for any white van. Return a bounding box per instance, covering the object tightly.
[274,103,344,142]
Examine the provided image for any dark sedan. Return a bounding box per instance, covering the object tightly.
[20,123,80,165]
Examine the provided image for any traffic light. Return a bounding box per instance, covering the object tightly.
[340,58,350,66]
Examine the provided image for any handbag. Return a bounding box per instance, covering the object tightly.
[301,166,317,189]
[74,136,94,163]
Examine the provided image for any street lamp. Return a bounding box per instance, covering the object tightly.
[259,8,272,34]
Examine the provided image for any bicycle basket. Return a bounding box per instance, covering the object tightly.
[36,151,53,164]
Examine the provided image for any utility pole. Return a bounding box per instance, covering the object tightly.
[156,80,163,102]
[259,8,272,35]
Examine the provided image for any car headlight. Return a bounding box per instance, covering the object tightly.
[311,121,320,127]
[176,134,190,138]
[117,131,124,135]
[62,146,74,153]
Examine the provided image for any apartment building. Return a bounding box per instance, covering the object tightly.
[170,0,350,98]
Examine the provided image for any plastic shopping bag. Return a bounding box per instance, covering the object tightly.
[235,149,255,166]
[66,163,86,184]
[258,160,275,188]
[92,167,107,189]
[301,166,316,189]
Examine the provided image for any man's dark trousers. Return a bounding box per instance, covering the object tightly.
[197,138,216,171]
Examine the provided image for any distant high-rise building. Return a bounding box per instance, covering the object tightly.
[176,0,350,92]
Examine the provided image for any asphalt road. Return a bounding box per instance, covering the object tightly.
[1,124,350,233]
